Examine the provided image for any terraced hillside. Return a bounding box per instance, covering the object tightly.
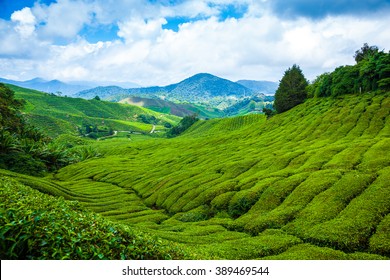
[3,92,390,259]
[8,84,179,137]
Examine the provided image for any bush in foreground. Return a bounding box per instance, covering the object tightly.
[0,177,191,260]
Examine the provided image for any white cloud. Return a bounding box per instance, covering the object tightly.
[32,0,94,39]
[117,18,167,43]
[1,1,390,86]
[11,7,36,38]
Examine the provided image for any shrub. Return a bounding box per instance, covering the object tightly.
[0,177,190,260]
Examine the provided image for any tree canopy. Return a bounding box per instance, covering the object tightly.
[354,43,380,63]
[0,83,24,133]
[0,84,91,175]
[167,115,199,137]
[273,64,308,113]
[308,44,390,98]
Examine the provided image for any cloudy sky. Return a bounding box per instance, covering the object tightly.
[0,0,389,86]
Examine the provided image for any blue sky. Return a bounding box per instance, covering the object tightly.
[0,0,389,86]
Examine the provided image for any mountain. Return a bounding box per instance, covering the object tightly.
[76,73,257,109]
[0,77,140,96]
[0,77,91,96]
[119,95,224,118]
[164,73,254,102]
[236,80,278,95]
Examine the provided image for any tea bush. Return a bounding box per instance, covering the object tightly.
[0,177,191,260]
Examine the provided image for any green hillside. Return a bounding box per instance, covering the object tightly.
[8,84,179,137]
[2,90,389,259]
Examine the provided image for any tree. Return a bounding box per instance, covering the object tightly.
[273,65,308,113]
[354,43,379,63]
[331,65,359,96]
[167,114,198,137]
[0,83,24,133]
[93,95,101,101]
[262,107,276,118]
[307,73,333,98]
[249,100,256,110]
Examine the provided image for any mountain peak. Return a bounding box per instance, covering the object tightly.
[76,73,258,108]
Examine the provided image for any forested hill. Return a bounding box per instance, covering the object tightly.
[76,73,258,108]
[7,84,178,138]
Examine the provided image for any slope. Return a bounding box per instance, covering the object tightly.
[7,84,179,137]
[3,91,390,259]
[77,73,257,109]
[119,95,224,118]
[0,176,191,259]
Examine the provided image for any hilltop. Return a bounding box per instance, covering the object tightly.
[77,73,260,109]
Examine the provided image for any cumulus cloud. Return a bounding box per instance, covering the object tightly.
[11,7,36,38]
[0,0,390,85]
[32,0,94,39]
[117,18,167,43]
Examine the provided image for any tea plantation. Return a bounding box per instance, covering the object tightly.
[1,90,389,259]
[8,84,179,137]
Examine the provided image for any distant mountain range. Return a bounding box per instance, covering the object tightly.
[1,74,277,110]
[76,73,277,109]
[0,77,139,96]
[236,80,278,95]
[119,96,220,118]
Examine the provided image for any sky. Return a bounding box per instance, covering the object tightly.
[0,0,389,86]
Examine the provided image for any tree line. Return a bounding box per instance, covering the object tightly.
[269,44,390,115]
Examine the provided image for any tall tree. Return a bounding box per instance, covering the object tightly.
[0,83,24,133]
[354,43,379,63]
[274,65,308,113]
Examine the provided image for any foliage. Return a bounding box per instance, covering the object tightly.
[262,107,276,118]
[308,44,390,97]
[20,90,384,260]
[0,177,191,260]
[7,84,179,137]
[354,43,380,63]
[137,114,157,124]
[0,85,103,175]
[166,115,199,137]
[0,83,25,135]
[273,65,308,113]
[2,71,390,260]
[222,96,270,116]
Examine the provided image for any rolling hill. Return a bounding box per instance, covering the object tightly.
[0,77,140,96]
[2,90,389,259]
[7,84,179,137]
[119,95,224,119]
[0,77,92,96]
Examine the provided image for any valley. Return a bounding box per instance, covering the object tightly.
[1,0,389,267]
[1,84,389,259]
[1,47,390,260]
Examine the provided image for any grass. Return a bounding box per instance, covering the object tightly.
[8,84,179,137]
[2,91,390,259]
